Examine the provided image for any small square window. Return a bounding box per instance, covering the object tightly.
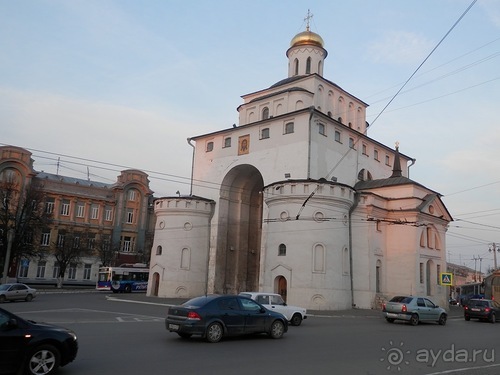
[285,122,294,134]
[224,137,231,148]
[206,141,214,152]
[318,123,325,135]
[261,128,270,139]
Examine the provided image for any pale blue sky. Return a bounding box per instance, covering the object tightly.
[1,0,499,272]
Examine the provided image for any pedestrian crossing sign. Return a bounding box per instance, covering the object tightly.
[440,272,453,286]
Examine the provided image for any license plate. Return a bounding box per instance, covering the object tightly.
[168,324,180,331]
[387,313,398,318]
[471,308,480,312]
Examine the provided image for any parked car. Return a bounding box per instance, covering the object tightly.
[165,294,288,343]
[0,306,78,375]
[0,283,36,303]
[464,298,500,323]
[239,292,307,326]
[382,296,447,326]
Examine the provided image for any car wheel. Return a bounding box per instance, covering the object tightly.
[410,314,419,326]
[124,284,132,293]
[438,313,447,326]
[177,333,192,339]
[464,315,470,321]
[385,318,395,323]
[25,294,33,302]
[269,320,285,339]
[26,344,61,375]
[490,314,495,324]
[206,322,223,343]
[0,295,5,303]
[291,313,302,326]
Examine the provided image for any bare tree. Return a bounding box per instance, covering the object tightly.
[0,178,51,279]
[52,229,93,288]
[94,233,118,267]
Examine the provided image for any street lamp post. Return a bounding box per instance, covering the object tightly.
[2,228,15,284]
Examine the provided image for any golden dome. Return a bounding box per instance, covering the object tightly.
[290,30,325,48]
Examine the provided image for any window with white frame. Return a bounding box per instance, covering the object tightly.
[105,208,113,221]
[128,190,136,201]
[41,232,50,246]
[223,137,231,148]
[57,233,65,248]
[18,260,29,278]
[91,205,99,220]
[374,149,379,161]
[45,199,55,214]
[52,263,60,278]
[126,209,134,224]
[36,261,46,278]
[83,264,92,280]
[68,263,77,279]
[285,122,294,134]
[121,236,133,252]
[60,201,70,216]
[76,204,85,218]
[262,107,269,120]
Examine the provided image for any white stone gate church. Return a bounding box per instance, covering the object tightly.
[147,25,452,310]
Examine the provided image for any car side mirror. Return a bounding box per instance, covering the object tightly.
[4,318,18,329]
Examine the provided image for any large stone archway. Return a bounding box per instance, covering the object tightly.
[214,164,263,294]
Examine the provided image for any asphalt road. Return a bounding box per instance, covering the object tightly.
[3,291,499,375]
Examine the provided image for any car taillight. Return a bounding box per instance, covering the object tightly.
[187,311,201,320]
[464,306,468,310]
[401,304,407,313]
[485,307,491,312]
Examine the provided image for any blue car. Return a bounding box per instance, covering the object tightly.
[166,294,288,343]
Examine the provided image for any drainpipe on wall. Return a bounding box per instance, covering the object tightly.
[307,106,315,179]
[408,158,416,179]
[349,192,361,308]
[187,138,195,196]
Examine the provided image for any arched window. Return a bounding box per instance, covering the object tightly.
[262,107,269,120]
[294,58,299,75]
[313,244,325,273]
[156,246,162,255]
[306,57,311,74]
[278,244,286,256]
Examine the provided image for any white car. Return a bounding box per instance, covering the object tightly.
[240,292,307,326]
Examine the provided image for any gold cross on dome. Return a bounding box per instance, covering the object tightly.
[304,9,313,31]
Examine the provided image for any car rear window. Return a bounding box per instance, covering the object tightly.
[182,296,211,308]
[469,300,488,307]
[390,296,413,303]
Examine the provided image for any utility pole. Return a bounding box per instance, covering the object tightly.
[472,256,479,282]
[489,243,498,271]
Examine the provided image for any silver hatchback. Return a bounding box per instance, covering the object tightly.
[0,283,37,302]
[382,296,447,326]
